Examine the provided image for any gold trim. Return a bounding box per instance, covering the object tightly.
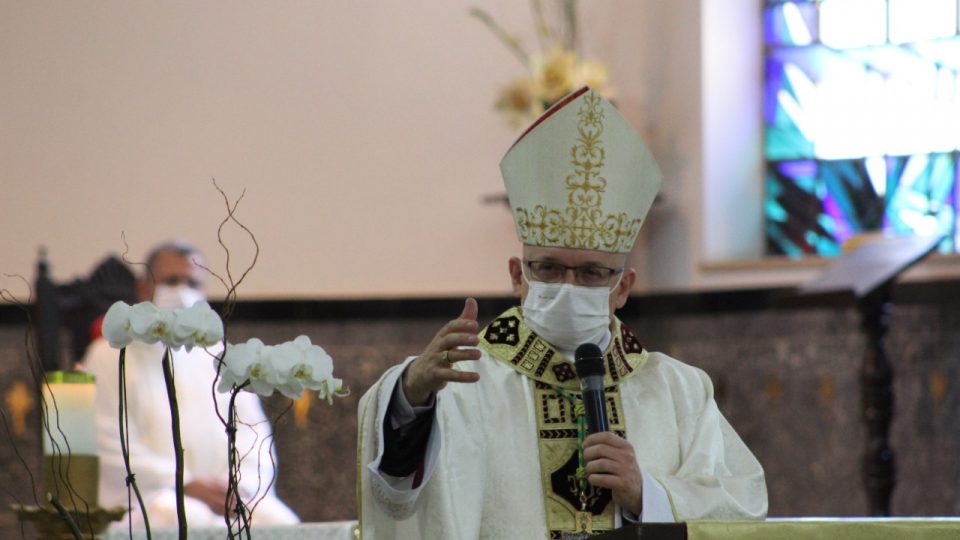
[479,307,647,390]
[479,308,647,535]
[514,91,643,253]
[534,381,622,533]
[356,390,371,538]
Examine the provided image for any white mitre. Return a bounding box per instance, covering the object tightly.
[499,86,662,254]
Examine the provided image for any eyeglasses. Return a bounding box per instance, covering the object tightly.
[523,260,623,287]
[158,276,202,289]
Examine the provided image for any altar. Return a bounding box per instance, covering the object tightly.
[99,518,960,539]
[604,518,960,540]
[103,521,358,540]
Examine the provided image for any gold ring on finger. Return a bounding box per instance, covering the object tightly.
[440,350,450,363]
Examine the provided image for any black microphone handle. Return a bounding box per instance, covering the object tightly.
[582,388,609,434]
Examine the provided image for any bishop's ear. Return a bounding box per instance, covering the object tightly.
[614,268,636,309]
[508,257,524,296]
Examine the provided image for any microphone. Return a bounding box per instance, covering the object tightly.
[574,343,608,434]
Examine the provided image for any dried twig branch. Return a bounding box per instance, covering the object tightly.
[530,0,553,51]
[469,6,531,68]
[48,494,83,540]
[562,0,577,51]
[2,280,99,536]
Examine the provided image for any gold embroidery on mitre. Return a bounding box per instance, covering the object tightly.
[478,308,648,536]
[514,92,644,253]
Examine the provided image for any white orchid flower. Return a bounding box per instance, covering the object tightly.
[221,339,278,397]
[318,377,346,405]
[270,340,307,399]
[269,335,335,399]
[165,308,189,349]
[216,335,343,402]
[245,343,280,396]
[101,301,134,349]
[299,340,334,389]
[170,301,224,351]
[128,302,175,345]
[290,335,343,402]
[218,340,250,392]
[213,338,266,392]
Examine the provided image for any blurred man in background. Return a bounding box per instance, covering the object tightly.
[82,240,298,526]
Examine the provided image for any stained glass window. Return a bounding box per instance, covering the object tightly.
[764,0,960,256]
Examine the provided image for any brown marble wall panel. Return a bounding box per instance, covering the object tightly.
[0,326,45,539]
[632,309,868,517]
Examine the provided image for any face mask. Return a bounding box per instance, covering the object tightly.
[522,280,612,352]
[153,284,206,310]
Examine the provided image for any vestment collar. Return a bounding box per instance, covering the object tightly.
[478,307,647,390]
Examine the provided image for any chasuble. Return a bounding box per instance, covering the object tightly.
[358,310,767,539]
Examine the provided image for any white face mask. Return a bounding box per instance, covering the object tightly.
[153,284,206,310]
[522,280,613,352]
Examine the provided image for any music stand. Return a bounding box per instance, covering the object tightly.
[796,233,944,516]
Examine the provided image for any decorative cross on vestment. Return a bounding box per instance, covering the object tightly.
[479,308,647,538]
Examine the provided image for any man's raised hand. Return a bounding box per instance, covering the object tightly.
[402,298,482,406]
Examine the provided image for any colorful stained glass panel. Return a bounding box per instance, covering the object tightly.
[764,0,960,256]
[819,0,888,50]
[889,0,957,44]
[764,2,818,47]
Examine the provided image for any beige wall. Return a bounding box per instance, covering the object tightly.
[2,1,954,301]
[1,0,526,299]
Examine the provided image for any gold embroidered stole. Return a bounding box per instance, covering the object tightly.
[479,307,648,539]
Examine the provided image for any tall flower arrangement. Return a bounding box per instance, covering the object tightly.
[101,298,344,539]
[2,182,341,539]
[471,0,614,129]
[102,300,225,538]
[216,335,344,537]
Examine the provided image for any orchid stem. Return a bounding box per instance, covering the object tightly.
[118,347,153,539]
[48,493,83,540]
[225,384,252,539]
[161,348,188,539]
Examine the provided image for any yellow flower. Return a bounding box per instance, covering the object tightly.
[573,58,611,95]
[472,2,613,129]
[495,77,546,129]
[534,46,578,103]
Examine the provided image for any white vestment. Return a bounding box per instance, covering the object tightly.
[358,311,767,539]
[82,338,298,527]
